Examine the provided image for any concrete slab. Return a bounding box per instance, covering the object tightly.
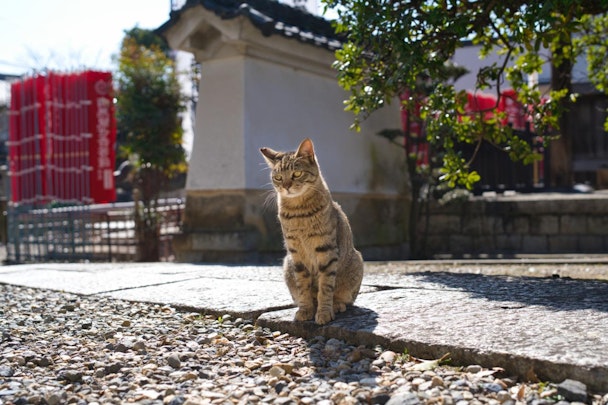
[0,263,284,294]
[97,266,376,318]
[0,263,201,294]
[100,277,294,318]
[365,260,608,281]
[258,272,608,392]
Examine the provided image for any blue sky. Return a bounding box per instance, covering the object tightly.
[0,0,172,76]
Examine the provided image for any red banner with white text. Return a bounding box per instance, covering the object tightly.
[8,71,116,205]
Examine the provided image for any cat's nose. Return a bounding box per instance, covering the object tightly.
[283,180,293,189]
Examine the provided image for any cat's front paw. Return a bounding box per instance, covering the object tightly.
[295,307,315,321]
[315,309,335,325]
[334,302,347,313]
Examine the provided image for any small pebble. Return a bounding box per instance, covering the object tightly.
[167,354,181,369]
[465,365,482,373]
[133,340,147,352]
[496,390,511,402]
[0,365,14,377]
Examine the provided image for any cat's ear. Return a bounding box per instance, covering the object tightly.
[296,138,315,162]
[260,147,280,167]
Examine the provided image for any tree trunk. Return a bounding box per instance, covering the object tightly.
[134,199,161,262]
[549,38,574,188]
[408,157,424,259]
[133,167,164,262]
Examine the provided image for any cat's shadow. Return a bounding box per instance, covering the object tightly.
[293,305,379,337]
[331,305,380,332]
[302,305,384,386]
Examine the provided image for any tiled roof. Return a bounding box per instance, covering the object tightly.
[158,0,344,51]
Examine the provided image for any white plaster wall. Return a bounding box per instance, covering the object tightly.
[452,44,513,91]
[176,51,195,159]
[243,57,404,194]
[186,56,245,190]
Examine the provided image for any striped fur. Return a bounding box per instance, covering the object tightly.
[260,138,363,325]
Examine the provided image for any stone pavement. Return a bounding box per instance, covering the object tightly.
[0,260,607,393]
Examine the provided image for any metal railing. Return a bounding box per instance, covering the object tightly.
[5,198,184,263]
[462,127,548,194]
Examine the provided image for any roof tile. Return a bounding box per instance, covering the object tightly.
[161,0,344,51]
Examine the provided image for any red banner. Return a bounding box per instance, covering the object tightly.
[8,71,116,205]
[399,89,539,170]
[400,91,429,167]
[86,71,116,203]
[8,76,48,203]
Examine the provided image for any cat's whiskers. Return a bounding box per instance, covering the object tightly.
[261,186,277,211]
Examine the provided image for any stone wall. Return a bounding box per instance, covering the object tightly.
[418,193,608,258]
[173,190,409,263]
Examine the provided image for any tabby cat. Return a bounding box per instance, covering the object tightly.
[260,138,364,325]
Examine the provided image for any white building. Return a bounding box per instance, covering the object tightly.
[159,0,409,262]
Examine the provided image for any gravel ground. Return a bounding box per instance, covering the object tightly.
[1,283,606,405]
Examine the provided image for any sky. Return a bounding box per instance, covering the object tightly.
[0,0,173,76]
[0,0,327,155]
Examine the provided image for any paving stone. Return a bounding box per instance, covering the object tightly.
[0,263,202,294]
[258,273,608,392]
[102,277,294,318]
[0,263,284,294]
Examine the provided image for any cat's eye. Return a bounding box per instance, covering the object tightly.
[273,174,283,181]
[292,171,303,178]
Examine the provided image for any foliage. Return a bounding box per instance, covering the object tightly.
[116,27,186,179]
[115,27,186,261]
[323,0,608,189]
[574,12,608,131]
